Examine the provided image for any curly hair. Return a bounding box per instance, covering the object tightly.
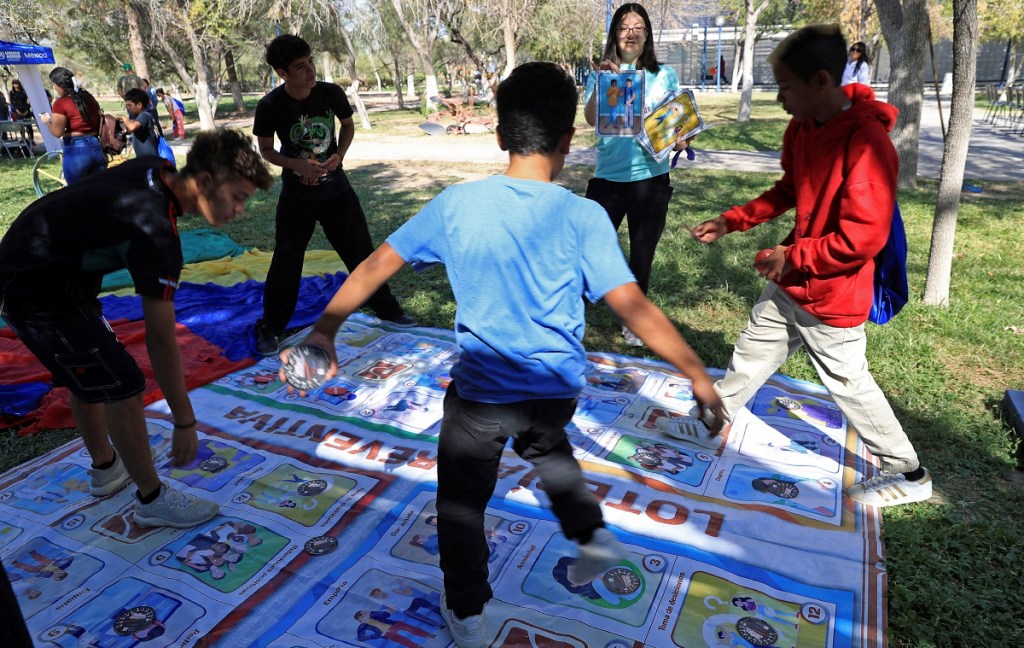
[181,130,272,190]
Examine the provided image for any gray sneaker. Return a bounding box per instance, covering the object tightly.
[134,482,219,528]
[621,326,644,347]
[88,454,130,497]
[440,593,488,648]
[567,527,626,584]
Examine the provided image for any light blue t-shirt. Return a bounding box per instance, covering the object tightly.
[585,63,680,182]
[387,175,636,403]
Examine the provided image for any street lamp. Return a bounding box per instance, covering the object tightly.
[701,17,709,92]
[715,15,725,92]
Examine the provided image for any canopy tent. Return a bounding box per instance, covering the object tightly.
[1,39,61,153]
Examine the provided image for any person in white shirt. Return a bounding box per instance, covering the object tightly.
[841,41,871,86]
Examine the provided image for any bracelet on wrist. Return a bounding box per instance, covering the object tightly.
[173,420,196,429]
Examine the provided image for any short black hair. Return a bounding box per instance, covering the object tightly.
[181,129,273,190]
[265,34,311,72]
[495,62,577,156]
[123,88,148,106]
[768,24,847,85]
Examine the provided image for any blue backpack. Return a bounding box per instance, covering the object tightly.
[868,203,909,325]
[171,97,186,115]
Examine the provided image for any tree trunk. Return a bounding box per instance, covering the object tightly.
[737,0,767,122]
[876,0,930,188]
[125,2,150,79]
[322,52,334,83]
[388,0,439,105]
[392,58,406,109]
[336,27,372,130]
[501,7,518,80]
[225,48,245,112]
[923,0,978,307]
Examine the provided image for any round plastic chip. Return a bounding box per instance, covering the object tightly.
[283,344,331,391]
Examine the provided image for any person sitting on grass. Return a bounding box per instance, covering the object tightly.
[691,24,932,508]
[0,130,272,528]
[282,61,724,648]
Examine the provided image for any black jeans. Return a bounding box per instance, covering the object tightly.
[585,173,674,295]
[437,382,604,616]
[261,188,403,331]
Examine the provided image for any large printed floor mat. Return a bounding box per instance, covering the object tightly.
[0,314,885,647]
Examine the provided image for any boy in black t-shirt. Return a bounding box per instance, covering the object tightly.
[123,88,158,158]
[0,130,273,528]
[251,34,414,356]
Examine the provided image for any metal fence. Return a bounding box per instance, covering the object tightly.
[654,36,1013,89]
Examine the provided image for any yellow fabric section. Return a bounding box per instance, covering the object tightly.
[103,249,345,297]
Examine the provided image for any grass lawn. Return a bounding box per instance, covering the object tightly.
[1,94,1022,647]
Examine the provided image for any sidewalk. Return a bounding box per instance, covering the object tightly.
[177,95,1021,181]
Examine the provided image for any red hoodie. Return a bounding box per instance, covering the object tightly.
[720,83,899,327]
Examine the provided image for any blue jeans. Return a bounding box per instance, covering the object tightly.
[436,382,604,615]
[62,136,107,185]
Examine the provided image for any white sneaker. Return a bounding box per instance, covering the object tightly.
[621,326,644,347]
[567,527,626,584]
[848,468,932,507]
[440,593,488,648]
[134,482,220,528]
[88,454,130,497]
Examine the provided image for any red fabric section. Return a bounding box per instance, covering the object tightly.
[1,320,253,435]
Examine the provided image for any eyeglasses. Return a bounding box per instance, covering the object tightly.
[617,25,647,36]
[850,47,863,53]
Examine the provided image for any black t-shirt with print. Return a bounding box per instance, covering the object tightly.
[0,158,183,323]
[252,81,354,199]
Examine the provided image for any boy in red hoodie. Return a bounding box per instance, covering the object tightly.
[691,24,932,508]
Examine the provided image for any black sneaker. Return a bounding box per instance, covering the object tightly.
[255,323,282,356]
[379,313,418,327]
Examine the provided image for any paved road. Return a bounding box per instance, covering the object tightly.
[339,94,1023,182]
[185,93,1022,181]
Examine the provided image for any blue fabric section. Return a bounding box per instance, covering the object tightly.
[387,175,634,403]
[585,64,679,182]
[99,272,349,361]
[0,382,51,418]
[100,229,247,292]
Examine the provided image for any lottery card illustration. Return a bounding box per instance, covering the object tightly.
[638,88,705,161]
[596,69,644,136]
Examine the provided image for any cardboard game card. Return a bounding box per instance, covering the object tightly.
[638,89,705,161]
[595,70,644,137]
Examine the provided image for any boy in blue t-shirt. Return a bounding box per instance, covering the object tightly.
[286,62,723,648]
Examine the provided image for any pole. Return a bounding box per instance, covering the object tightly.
[701,19,708,92]
[716,22,723,92]
[606,0,612,35]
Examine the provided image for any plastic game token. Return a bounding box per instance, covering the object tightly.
[283,344,331,391]
[113,606,157,635]
[198,455,228,473]
[736,616,779,646]
[755,248,774,264]
[305,535,338,555]
[297,479,328,496]
[776,397,803,411]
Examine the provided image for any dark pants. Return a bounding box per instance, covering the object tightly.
[585,173,674,295]
[437,383,604,616]
[1,559,33,648]
[261,188,403,331]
